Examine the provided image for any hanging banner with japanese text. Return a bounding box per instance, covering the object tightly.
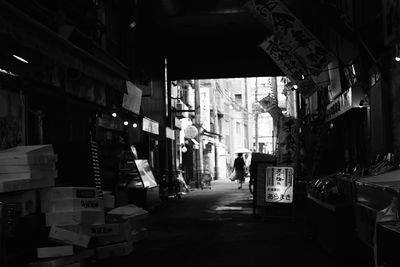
[245,0,331,75]
[259,35,307,83]
[199,86,210,131]
[259,35,317,97]
[266,166,294,203]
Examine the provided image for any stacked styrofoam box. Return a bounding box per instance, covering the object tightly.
[0,145,57,192]
[34,187,104,262]
[91,204,149,259]
[41,187,105,230]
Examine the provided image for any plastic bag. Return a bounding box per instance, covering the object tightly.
[229,170,237,181]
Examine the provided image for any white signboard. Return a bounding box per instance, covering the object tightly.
[199,86,210,131]
[122,81,142,115]
[166,127,175,140]
[142,117,159,135]
[266,167,294,203]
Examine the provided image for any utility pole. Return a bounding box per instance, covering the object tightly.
[254,77,259,152]
[194,79,203,187]
[244,78,250,149]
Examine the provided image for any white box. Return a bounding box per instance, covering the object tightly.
[0,176,54,193]
[88,223,120,237]
[0,170,58,180]
[40,187,98,201]
[37,245,73,258]
[26,249,94,267]
[49,225,91,248]
[96,240,134,260]
[0,163,56,173]
[45,210,105,226]
[106,204,148,222]
[96,221,132,245]
[0,190,36,216]
[41,198,103,213]
[0,145,57,165]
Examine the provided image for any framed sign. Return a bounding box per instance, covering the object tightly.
[266,167,294,203]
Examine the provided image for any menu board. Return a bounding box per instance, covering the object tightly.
[135,160,157,188]
[266,167,294,203]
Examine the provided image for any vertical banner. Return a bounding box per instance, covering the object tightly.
[259,36,307,83]
[199,86,210,131]
[259,35,317,97]
[266,166,294,203]
[245,0,331,74]
[277,116,297,168]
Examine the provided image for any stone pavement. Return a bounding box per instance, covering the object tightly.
[92,179,374,267]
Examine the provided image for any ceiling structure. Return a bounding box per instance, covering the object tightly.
[137,0,297,80]
[136,0,384,90]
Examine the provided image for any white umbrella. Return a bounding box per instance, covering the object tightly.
[233,148,251,154]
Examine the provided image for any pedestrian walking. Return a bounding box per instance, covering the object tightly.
[233,153,246,189]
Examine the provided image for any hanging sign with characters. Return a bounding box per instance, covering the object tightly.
[266,167,294,203]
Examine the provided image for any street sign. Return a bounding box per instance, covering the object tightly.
[266,167,294,203]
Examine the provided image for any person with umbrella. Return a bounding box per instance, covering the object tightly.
[233,153,246,189]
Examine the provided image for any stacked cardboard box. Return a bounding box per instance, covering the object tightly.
[31,187,104,265]
[0,145,57,192]
[94,204,149,253]
[41,189,148,260]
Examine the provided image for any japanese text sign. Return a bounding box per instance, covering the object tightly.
[246,0,331,74]
[266,166,294,203]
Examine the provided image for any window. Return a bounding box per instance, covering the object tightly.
[234,94,242,105]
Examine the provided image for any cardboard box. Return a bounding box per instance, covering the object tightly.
[0,145,57,165]
[41,198,103,213]
[49,225,91,248]
[27,249,94,267]
[130,228,148,243]
[96,221,132,245]
[96,240,134,260]
[0,190,36,216]
[106,204,148,223]
[88,223,120,237]
[37,245,74,258]
[0,163,56,173]
[0,176,55,193]
[40,187,98,201]
[45,210,105,226]
[0,155,57,166]
[0,170,58,180]
[96,217,149,245]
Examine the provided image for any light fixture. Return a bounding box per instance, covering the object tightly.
[129,20,136,28]
[132,123,138,128]
[12,54,29,64]
[181,146,187,153]
[301,75,305,80]
[293,84,298,90]
[396,44,400,62]
[111,112,117,118]
[123,121,129,126]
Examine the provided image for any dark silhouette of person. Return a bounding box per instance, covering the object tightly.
[234,153,246,189]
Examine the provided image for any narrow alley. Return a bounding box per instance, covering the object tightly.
[93,179,373,267]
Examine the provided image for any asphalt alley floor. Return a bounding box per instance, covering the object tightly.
[93,179,374,267]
